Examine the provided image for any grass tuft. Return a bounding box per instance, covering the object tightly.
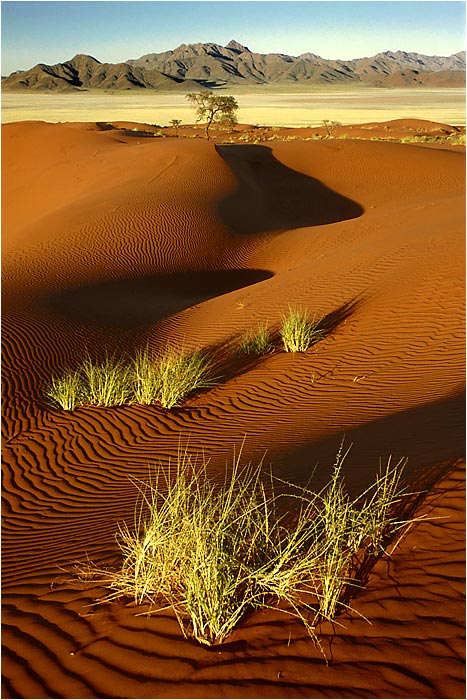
[81,355,132,407]
[45,368,84,411]
[82,444,415,657]
[131,347,162,405]
[45,348,216,411]
[280,307,325,352]
[238,323,272,356]
[154,348,215,409]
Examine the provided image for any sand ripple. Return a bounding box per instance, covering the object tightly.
[2,122,464,698]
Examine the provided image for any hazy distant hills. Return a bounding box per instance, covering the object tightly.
[2,39,465,92]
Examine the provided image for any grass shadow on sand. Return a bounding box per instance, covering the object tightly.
[215,143,364,235]
[38,295,361,413]
[343,456,463,594]
[192,297,363,393]
[44,268,273,330]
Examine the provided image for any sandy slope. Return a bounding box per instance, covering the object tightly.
[2,121,465,698]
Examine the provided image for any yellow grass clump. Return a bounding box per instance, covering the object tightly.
[80,444,419,659]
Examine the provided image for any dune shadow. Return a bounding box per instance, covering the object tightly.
[45,268,273,330]
[272,390,465,494]
[215,144,364,235]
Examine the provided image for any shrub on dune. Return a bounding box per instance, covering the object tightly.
[84,444,416,657]
[280,307,325,352]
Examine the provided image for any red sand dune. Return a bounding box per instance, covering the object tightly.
[2,120,465,698]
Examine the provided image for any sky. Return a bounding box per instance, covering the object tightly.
[1,1,465,75]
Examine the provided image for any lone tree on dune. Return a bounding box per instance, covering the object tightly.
[322,119,340,138]
[186,91,239,140]
[170,118,182,136]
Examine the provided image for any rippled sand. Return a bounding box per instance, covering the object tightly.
[2,118,465,698]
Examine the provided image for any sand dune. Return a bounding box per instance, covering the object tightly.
[2,120,465,698]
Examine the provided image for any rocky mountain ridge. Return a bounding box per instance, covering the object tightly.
[2,40,465,91]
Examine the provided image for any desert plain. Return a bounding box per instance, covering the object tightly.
[1,87,466,126]
[1,102,466,700]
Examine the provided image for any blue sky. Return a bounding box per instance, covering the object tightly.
[1,1,465,75]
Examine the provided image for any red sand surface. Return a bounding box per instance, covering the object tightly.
[2,120,465,698]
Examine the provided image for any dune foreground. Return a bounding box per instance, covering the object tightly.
[2,120,465,698]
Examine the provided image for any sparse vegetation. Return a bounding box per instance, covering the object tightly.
[280,307,325,352]
[154,347,215,409]
[46,305,330,411]
[391,132,464,146]
[334,132,466,146]
[131,347,162,406]
[170,119,182,136]
[322,120,340,138]
[46,355,131,410]
[448,133,466,145]
[186,90,239,140]
[45,348,216,411]
[45,367,84,411]
[238,323,272,355]
[81,355,132,407]
[81,443,417,657]
[95,119,465,147]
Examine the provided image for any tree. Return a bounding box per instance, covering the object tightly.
[322,119,340,138]
[186,90,239,140]
[170,119,182,136]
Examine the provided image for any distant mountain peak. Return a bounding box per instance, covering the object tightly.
[69,53,101,64]
[225,39,251,53]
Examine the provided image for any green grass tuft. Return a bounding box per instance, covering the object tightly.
[81,355,132,407]
[131,347,163,405]
[238,323,272,356]
[280,307,325,352]
[154,348,215,409]
[45,368,84,411]
[45,348,216,411]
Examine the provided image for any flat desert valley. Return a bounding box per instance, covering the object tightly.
[2,87,466,126]
[2,99,465,699]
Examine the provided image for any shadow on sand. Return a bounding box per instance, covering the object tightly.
[271,390,465,494]
[215,144,364,235]
[44,268,273,330]
[176,297,363,395]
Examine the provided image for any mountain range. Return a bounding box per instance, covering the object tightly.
[2,39,465,92]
